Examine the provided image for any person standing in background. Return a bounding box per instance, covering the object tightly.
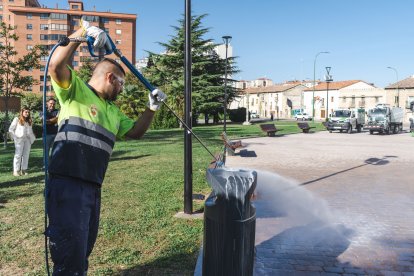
[40,97,59,164]
[8,107,36,176]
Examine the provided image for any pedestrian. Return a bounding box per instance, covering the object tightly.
[46,18,166,275]
[40,97,59,164]
[8,106,36,176]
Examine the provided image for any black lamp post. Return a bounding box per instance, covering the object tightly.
[325,66,333,121]
[222,35,232,134]
[312,51,329,121]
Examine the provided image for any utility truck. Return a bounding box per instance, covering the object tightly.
[365,104,403,134]
[408,101,414,132]
[326,108,365,134]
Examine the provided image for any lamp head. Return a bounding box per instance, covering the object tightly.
[222,35,232,44]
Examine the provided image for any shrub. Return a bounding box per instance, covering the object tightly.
[229,107,246,123]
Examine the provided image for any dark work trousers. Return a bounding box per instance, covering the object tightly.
[46,176,101,275]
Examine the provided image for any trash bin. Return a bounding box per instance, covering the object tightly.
[202,168,257,276]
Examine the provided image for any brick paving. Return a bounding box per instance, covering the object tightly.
[225,130,414,276]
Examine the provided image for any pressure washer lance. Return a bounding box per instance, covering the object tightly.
[58,36,223,165]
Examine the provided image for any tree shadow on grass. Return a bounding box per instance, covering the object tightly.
[0,174,44,208]
[115,252,198,276]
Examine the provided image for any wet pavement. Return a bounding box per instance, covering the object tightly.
[224,130,414,276]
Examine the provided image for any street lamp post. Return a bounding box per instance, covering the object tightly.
[312,51,329,121]
[222,35,232,134]
[387,66,399,107]
[325,66,333,121]
[243,92,251,125]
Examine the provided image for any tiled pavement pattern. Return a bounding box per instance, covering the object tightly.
[225,131,414,276]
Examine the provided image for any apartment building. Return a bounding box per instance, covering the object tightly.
[0,0,136,93]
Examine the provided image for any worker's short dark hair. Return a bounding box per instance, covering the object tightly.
[95,58,126,76]
[47,97,56,102]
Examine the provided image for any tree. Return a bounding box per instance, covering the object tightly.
[76,57,95,82]
[115,72,148,120]
[144,14,239,128]
[0,22,46,147]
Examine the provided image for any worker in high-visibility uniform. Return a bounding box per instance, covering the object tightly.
[46,19,166,275]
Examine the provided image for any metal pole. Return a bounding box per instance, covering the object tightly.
[312,51,329,121]
[222,36,232,133]
[387,66,399,107]
[243,92,250,125]
[326,81,329,120]
[184,0,192,214]
[325,66,332,121]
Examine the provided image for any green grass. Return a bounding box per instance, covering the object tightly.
[0,120,324,275]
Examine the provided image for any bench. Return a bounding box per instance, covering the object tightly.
[221,132,242,156]
[260,123,278,137]
[297,122,315,133]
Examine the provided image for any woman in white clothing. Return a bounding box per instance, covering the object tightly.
[8,107,36,176]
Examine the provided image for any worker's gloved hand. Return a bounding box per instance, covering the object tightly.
[148,89,167,111]
[80,17,112,53]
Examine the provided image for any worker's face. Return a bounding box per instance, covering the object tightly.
[47,100,55,110]
[107,72,124,101]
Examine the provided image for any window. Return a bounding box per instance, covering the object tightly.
[40,85,51,92]
[395,96,399,104]
[104,28,109,33]
[26,24,33,30]
[27,34,33,40]
[40,65,45,72]
[40,34,66,41]
[82,15,98,22]
[50,13,67,20]
[50,24,68,31]
[40,56,49,61]
[101,17,109,24]
[72,4,79,9]
[342,96,346,103]
[27,13,33,19]
[0,15,3,21]
[26,45,33,50]
[116,19,122,24]
[115,40,121,45]
[40,13,49,19]
[375,97,379,103]
[40,24,49,30]
[40,75,51,81]
[331,96,334,102]
[115,29,121,35]
[72,61,79,67]
[9,0,14,2]
[0,5,3,10]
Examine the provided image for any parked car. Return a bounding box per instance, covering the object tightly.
[295,112,312,121]
[250,112,260,119]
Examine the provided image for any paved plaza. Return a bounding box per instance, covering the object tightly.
[225,130,414,276]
